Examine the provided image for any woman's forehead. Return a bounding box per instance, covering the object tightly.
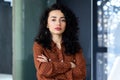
[48,10,65,17]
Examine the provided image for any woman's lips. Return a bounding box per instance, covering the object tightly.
[54,27,62,31]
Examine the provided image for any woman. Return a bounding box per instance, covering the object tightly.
[33,3,86,80]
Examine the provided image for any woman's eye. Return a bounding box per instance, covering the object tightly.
[61,19,66,22]
[51,19,56,21]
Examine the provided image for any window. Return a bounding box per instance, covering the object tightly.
[4,0,12,6]
[94,0,120,80]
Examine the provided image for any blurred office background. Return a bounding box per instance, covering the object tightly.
[0,0,120,80]
[0,0,12,80]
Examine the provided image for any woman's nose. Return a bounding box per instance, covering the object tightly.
[56,20,61,25]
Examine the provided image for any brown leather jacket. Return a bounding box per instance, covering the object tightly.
[33,42,86,80]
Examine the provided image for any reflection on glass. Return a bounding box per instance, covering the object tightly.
[97,0,120,80]
[4,0,12,6]
[96,53,107,80]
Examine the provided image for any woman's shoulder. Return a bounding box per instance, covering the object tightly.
[75,48,83,55]
[33,41,43,49]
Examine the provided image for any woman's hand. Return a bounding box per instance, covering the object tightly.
[37,54,76,68]
[37,54,48,62]
[70,62,76,68]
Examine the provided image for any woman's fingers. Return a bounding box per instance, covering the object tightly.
[38,54,47,59]
[37,54,48,62]
[70,62,76,68]
[38,55,47,61]
[37,58,48,62]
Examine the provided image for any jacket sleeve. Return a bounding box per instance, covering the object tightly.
[72,50,86,79]
[33,42,71,78]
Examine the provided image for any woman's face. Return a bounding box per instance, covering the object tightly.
[47,10,66,36]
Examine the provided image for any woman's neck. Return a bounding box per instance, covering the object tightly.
[52,35,62,49]
[52,35,62,44]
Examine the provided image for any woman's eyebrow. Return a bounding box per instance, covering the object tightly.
[51,16,56,18]
[50,16,65,18]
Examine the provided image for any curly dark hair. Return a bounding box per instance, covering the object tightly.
[35,3,81,55]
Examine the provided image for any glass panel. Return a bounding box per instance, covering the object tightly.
[4,0,12,6]
[0,0,12,80]
[97,0,120,80]
[96,53,107,80]
[97,0,108,47]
